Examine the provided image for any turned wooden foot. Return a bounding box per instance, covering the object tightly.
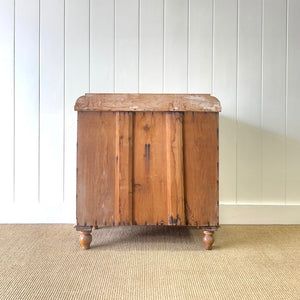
[203,230,215,250]
[79,231,92,250]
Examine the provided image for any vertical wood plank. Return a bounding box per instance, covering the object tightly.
[77,112,116,227]
[188,0,213,93]
[115,112,133,224]
[139,0,164,93]
[133,112,168,225]
[166,113,185,225]
[40,0,64,205]
[164,0,188,93]
[213,0,238,204]
[115,0,139,92]
[0,0,14,203]
[90,0,114,92]
[114,112,120,224]
[237,0,262,204]
[183,112,219,226]
[65,0,89,209]
[262,0,286,203]
[15,0,39,203]
[286,0,300,204]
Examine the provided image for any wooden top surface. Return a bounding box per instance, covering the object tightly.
[74,94,221,112]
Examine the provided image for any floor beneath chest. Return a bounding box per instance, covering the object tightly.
[0,224,299,299]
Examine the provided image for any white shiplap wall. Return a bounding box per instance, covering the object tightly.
[0,0,299,224]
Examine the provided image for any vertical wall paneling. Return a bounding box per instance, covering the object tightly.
[15,0,39,204]
[65,0,89,212]
[213,0,238,203]
[1,0,300,223]
[115,0,139,92]
[286,0,300,204]
[0,0,14,205]
[236,0,262,204]
[40,0,64,206]
[139,0,164,93]
[262,0,286,204]
[90,0,114,92]
[164,0,188,93]
[188,0,212,93]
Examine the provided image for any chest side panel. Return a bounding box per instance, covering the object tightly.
[183,112,219,227]
[76,111,117,227]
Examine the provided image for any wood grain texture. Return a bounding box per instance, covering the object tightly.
[183,112,219,226]
[166,113,185,225]
[76,112,116,227]
[76,107,220,229]
[115,112,133,225]
[75,94,221,112]
[132,112,168,225]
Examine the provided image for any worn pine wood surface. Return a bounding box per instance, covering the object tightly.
[183,112,219,227]
[76,112,116,227]
[75,94,221,112]
[76,109,219,228]
[166,112,185,225]
[133,112,168,225]
[115,112,133,225]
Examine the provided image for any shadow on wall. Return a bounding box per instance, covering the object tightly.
[219,115,300,204]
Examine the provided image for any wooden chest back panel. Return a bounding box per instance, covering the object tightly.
[76,111,218,227]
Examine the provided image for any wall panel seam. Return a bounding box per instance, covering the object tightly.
[13,0,16,203]
[211,0,215,94]
[284,0,289,205]
[113,0,116,93]
[260,0,264,204]
[235,0,239,204]
[62,0,66,203]
[63,0,66,203]
[163,0,165,93]
[138,0,140,93]
[38,0,41,203]
[89,0,91,93]
[187,0,189,93]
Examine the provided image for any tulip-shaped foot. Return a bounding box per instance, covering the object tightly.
[79,231,92,250]
[202,230,215,250]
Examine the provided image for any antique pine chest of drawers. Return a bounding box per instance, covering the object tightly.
[74,94,221,250]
